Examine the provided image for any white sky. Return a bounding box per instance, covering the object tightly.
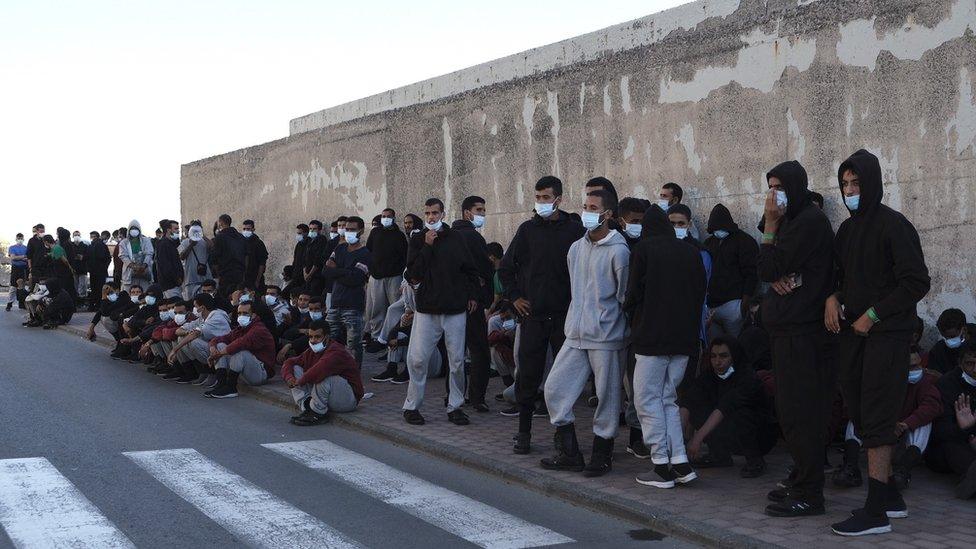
[0,0,687,240]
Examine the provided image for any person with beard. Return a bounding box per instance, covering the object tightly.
[625,205,706,489]
[704,203,759,339]
[211,214,247,297]
[826,149,930,536]
[758,161,836,518]
[241,219,269,292]
[403,214,423,239]
[364,208,408,352]
[85,231,112,310]
[119,220,155,291]
[156,219,185,299]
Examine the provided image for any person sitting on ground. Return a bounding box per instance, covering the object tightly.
[276,294,322,363]
[24,277,75,329]
[198,279,233,312]
[374,307,444,385]
[833,347,942,491]
[262,284,292,332]
[93,284,138,349]
[151,300,196,381]
[204,300,276,399]
[925,339,976,499]
[928,308,967,374]
[143,298,178,371]
[167,293,232,387]
[487,301,518,392]
[282,320,365,426]
[114,285,161,360]
[133,295,173,365]
[680,337,778,478]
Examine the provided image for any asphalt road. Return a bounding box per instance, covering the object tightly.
[0,311,696,549]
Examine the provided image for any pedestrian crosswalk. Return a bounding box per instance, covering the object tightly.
[0,441,576,549]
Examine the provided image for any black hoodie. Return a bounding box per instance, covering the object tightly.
[451,219,494,306]
[406,226,480,315]
[42,277,75,323]
[834,149,930,335]
[498,210,585,319]
[623,205,706,356]
[757,161,835,335]
[704,204,759,306]
[366,224,408,279]
[155,235,184,291]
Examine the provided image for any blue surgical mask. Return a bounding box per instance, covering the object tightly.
[581,211,603,231]
[242,230,253,238]
[107,293,118,303]
[159,310,173,321]
[309,341,326,353]
[946,336,964,349]
[674,227,689,239]
[656,199,670,211]
[144,295,156,306]
[907,369,923,384]
[472,215,486,229]
[237,315,251,327]
[963,371,976,387]
[174,313,187,326]
[131,295,141,304]
[844,194,860,211]
[344,231,360,245]
[309,311,323,320]
[716,366,735,380]
[380,217,393,228]
[294,233,304,242]
[264,294,277,306]
[624,224,642,239]
[239,293,251,304]
[502,319,516,331]
[535,202,555,218]
[307,230,318,239]
[713,229,730,239]
[424,220,443,232]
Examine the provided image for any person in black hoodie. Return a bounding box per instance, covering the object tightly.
[25,277,75,329]
[452,196,494,412]
[401,198,479,427]
[624,205,706,489]
[156,219,185,299]
[211,214,246,297]
[826,149,930,536]
[291,223,309,288]
[241,219,269,291]
[499,176,586,453]
[364,208,408,351]
[928,308,967,374]
[302,220,330,296]
[926,339,976,500]
[86,231,112,309]
[704,203,759,339]
[758,160,836,518]
[88,283,136,350]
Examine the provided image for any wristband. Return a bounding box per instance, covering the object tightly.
[762,232,776,243]
[866,307,880,323]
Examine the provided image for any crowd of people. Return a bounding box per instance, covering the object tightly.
[7,148,976,537]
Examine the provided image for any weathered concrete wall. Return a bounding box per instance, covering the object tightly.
[182,0,976,322]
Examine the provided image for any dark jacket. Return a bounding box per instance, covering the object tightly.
[70,241,89,274]
[704,204,759,306]
[834,149,930,336]
[933,367,976,446]
[451,219,494,307]
[680,365,769,423]
[322,243,371,310]
[85,239,112,279]
[91,291,137,325]
[291,238,308,282]
[243,234,269,289]
[43,278,75,324]
[366,225,408,279]
[498,211,585,319]
[212,227,247,281]
[302,235,330,275]
[927,341,962,374]
[406,226,479,315]
[623,206,706,356]
[155,236,184,291]
[757,161,835,335]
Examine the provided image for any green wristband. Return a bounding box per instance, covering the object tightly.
[867,307,880,323]
[762,232,776,243]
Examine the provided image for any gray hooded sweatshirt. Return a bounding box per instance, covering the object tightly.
[562,229,630,350]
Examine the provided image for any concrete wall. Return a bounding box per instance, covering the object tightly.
[181,0,976,322]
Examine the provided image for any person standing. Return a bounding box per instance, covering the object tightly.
[704,203,759,339]
[118,220,154,291]
[211,214,246,298]
[826,149,930,536]
[291,223,310,288]
[26,224,48,285]
[322,216,372,366]
[499,176,585,453]
[401,198,480,427]
[241,219,269,292]
[6,234,28,311]
[85,231,111,310]
[302,220,329,296]
[757,161,837,518]
[155,219,185,299]
[179,222,211,300]
[70,230,89,305]
[541,189,629,477]
[364,208,408,351]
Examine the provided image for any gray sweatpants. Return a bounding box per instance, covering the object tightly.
[544,345,623,439]
[403,312,466,413]
[290,366,358,414]
[634,354,689,465]
[366,276,403,339]
[179,337,211,364]
[387,336,442,376]
[709,299,743,339]
[213,343,269,386]
[150,340,174,359]
[376,297,406,345]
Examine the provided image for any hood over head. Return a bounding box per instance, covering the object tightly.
[128,219,142,232]
[43,277,61,294]
[765,160,810,219]
[641,204,675,239]
[837,149,883,217]
[706,204,738,233]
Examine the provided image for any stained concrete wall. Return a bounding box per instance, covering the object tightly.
[181,0,976,321]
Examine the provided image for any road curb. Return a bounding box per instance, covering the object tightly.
[56,321,768,548]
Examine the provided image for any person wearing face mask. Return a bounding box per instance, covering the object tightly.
[262,285,291,329]
[363,208,408,353]
[88,283,135,349]
[178,221,211,300]
[277,294,323,362]
[282,320,365,425]
[658,182,702,240]
[704,203,759,340]
[927,340,976,500]
[154,219,185,300]
[116,285,163,360]
[826,149,931,536]
[499,176,585,452]
[402,197,480,427]
[291,223,310,287]
[26,224,49,285]
[321,216,372,366]
[540,190,628,477]
[241,219,269,292]
[6,233,28,311]
[680,337,776,478]
[450,196,495,412]
[928,309,968,374]
[151,300,199,382]
[85,231,112,310]
[24,277,75,329]
[205,300,276,398]
[69,230,89,306]
[119,219,155,291]
[54,228,77,304]
[617,198,650,249]
[143,297,178,372]
[300,219,330,296]
[328,221,341,241]
[210,214,247,298]
[166,293,230,386]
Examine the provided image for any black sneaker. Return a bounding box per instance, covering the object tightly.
[494,393,506,402]
[690,455,734,469]
[471,402,489,413]
[161,371,183,381]
[636,464,676,489]
[672,463,697,484]
[293,409,330,426]
[447,410,470,426]
[513,432,531,455]
[831,509,891,536]
[403,409,425,425]
[627,440,651,459]
[391,370,410,385]
[371,365,398,382]
[208,384,238,399]
[532,401,549,418]
[832,463,863,488]
[740,459,767,479]
[499,406,520,417]
[767,487,792,503]
[364,340,385,354]
[5,303,11,311]
[765,498,825,517]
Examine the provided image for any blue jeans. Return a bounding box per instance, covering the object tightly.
[328,307,364,365]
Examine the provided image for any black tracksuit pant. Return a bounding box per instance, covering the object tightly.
[465,307,491,406]
[515,311,566,433]
[692,405,776,462]
[926,441,976,477]
[771,328,836,506]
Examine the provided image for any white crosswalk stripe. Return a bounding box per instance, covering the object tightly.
[264,439,575,549]
[0,457,134,549]
[124,448,361,549]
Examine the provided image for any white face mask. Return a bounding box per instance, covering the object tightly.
[309,310,323,320]
[131,294,141,304]
[656,199,670,211]
[380,217,393,228]
[72,235,81,243]
[170,233,180,241]
[716,365,735,380]
[907,369,923,384]
[774,189,788,210]
[946,336,964,349]
[193,306,201,317]
[237,314,251,327]
[189,227,203,241]
[581,211,603,231]
[624,224,642,239]
[294,233,304,242]
[713,229,730,239]
[242,230,253,238]
[535,202,555,218]
[674,227,689,239]
[16,239,23,245]
[307,230,318,239]
[129,229,140,238]
[345,231,360,245]
[309,341,326,353]
[144,295,156,306]
[425,220,443,232]
[472,215,486,229]
[37,284,47,293]
[159,310,173,321]
[174,313,187,326]
[239,293,251,304]
[329,231,339,240]
[410,229,420,236]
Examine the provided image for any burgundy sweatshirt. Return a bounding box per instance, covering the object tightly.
[281,341,364,402]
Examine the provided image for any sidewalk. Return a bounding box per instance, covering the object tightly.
[58,312,975,548]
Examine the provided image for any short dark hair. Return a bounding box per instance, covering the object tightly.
[330,221,339,229]
[307,319,330,335]
[101,231,111,239]
[173,300,190,310]
[586,190,619,216]
[425,198,445,212]
[296,223,309,231]
[371,214,382,224]
[937,308,967,332]
[707,336,746,368]
[309,296,324,306]
[243,219,255,227]
[346,216,365,231]
[159,219,170,231]
[16,232,23,238]
[36,224,45,230]
[298,288,313,298]
[218,214,232,226]
[265,285,281,294]
[382,208,396,217]
[461,196,485,213]
[585,177,618,203]
[89,231,99,238]
[619,197,650,217]
[200,279,217,288]
[663,182,684,203]
[535,175,563,197]
[337,216,349,223]
[129,284,144,292]
[309,220,323,230]
[669,203,692,221]
[42,235,55,244]
[487,242,504,259]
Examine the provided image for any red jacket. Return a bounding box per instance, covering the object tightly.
[901,370,943,430]
[151,314,197,342]
[210,320,276,378]
[282,341,364,402]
